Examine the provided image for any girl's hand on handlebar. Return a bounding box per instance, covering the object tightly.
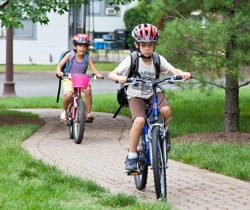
[56,72,64,78]
[91,73,104,80]
[96,73,104,79]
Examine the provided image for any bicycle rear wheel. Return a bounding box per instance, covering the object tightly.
[152,127,167,200]
[73,99,86,144]
[134,131,148,190]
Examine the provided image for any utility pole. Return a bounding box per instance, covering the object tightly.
[83,4,87,34]
[2,29,16,97]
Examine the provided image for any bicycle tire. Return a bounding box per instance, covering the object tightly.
[68,108,74,139]
[152,127,167,200]
[134,131,148,190]
[73,99,86,144]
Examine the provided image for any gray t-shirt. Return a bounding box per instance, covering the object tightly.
[115,54,174,99]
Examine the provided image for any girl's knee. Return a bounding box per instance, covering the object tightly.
[82,87,92,95]
[65,91,73,98]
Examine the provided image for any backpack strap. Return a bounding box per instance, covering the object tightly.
[152,52,161,79]
[56,50,70,103]
[129,51,140,78]
[129,51,160,79]
[63,50,75,73]
[82,53,89,73]
[56,79,61,103]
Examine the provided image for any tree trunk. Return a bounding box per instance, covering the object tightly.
[224,74,239,131]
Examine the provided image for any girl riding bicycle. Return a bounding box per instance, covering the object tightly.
[108,23,191,173]
[56,34,103,123]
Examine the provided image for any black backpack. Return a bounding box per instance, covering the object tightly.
[113,51,161,118]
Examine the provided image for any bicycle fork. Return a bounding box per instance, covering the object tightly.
[148,123,169,170]
[71,89,82,121]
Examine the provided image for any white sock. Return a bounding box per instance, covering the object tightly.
[165,126,169,132]
[128,152,137,159]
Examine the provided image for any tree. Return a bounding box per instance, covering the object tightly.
[151,0,250,132]
[0,0,136,29]
[0,0,136,96]
[124,0,153,48]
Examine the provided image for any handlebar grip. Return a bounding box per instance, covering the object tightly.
[173,75,183,80]
[126,78,134,83]
[115,77,134,83]
[91,73,104,80]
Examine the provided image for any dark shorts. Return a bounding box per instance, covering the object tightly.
[128,92,170,122]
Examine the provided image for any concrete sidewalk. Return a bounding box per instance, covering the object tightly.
[22,109,250,210]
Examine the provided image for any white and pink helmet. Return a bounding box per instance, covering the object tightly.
[72,34,91,45]
[132,23,159,42]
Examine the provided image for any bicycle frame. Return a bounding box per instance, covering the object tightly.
[141,88,168,169]
[62,73,103,144]
[67,87,82,122]
[127,75,184,200]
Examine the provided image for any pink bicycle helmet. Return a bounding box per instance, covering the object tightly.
[132,23,159,42]
[72,34,91,45]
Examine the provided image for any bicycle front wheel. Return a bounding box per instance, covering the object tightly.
[152,127,167,200]
[66,105,74,139]
[73,99,86,144]
[134,131,148,190]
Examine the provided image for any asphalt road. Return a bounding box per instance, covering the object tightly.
[2,71,242,98]
[0,72,117,97]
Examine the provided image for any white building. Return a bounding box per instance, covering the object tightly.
[0,1,136,64]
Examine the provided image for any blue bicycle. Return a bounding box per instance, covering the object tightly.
[124,75,183,201]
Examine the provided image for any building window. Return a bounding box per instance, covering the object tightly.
[90,0,102,15]
[0,20,36,39]
[14,20,36,39]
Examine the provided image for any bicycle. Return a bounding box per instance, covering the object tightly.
[123,75,183,201]
[61,73,98,144]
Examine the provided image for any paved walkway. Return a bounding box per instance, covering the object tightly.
[22,109,250,210]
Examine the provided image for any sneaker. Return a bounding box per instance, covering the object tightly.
[165,129,171,153]
[125,156,138,172]
[86,113,95,121]
[59,110,66,122]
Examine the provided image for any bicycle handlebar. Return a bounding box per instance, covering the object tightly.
[90,73,104,80]
[60,73,104,80]
[121,75,186,87]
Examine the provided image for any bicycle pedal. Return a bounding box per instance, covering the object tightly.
[126,171,140,176]
[85,119,93,123]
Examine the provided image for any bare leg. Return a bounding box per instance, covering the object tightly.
[160,106,172,128]
[60,91,73,122]
[82,85,92,114]
[160,105,172,152]
[129,117,145,153]
[63,91,73,111]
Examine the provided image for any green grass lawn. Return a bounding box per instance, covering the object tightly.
[0,87,250,209]
[0,62,119,72]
